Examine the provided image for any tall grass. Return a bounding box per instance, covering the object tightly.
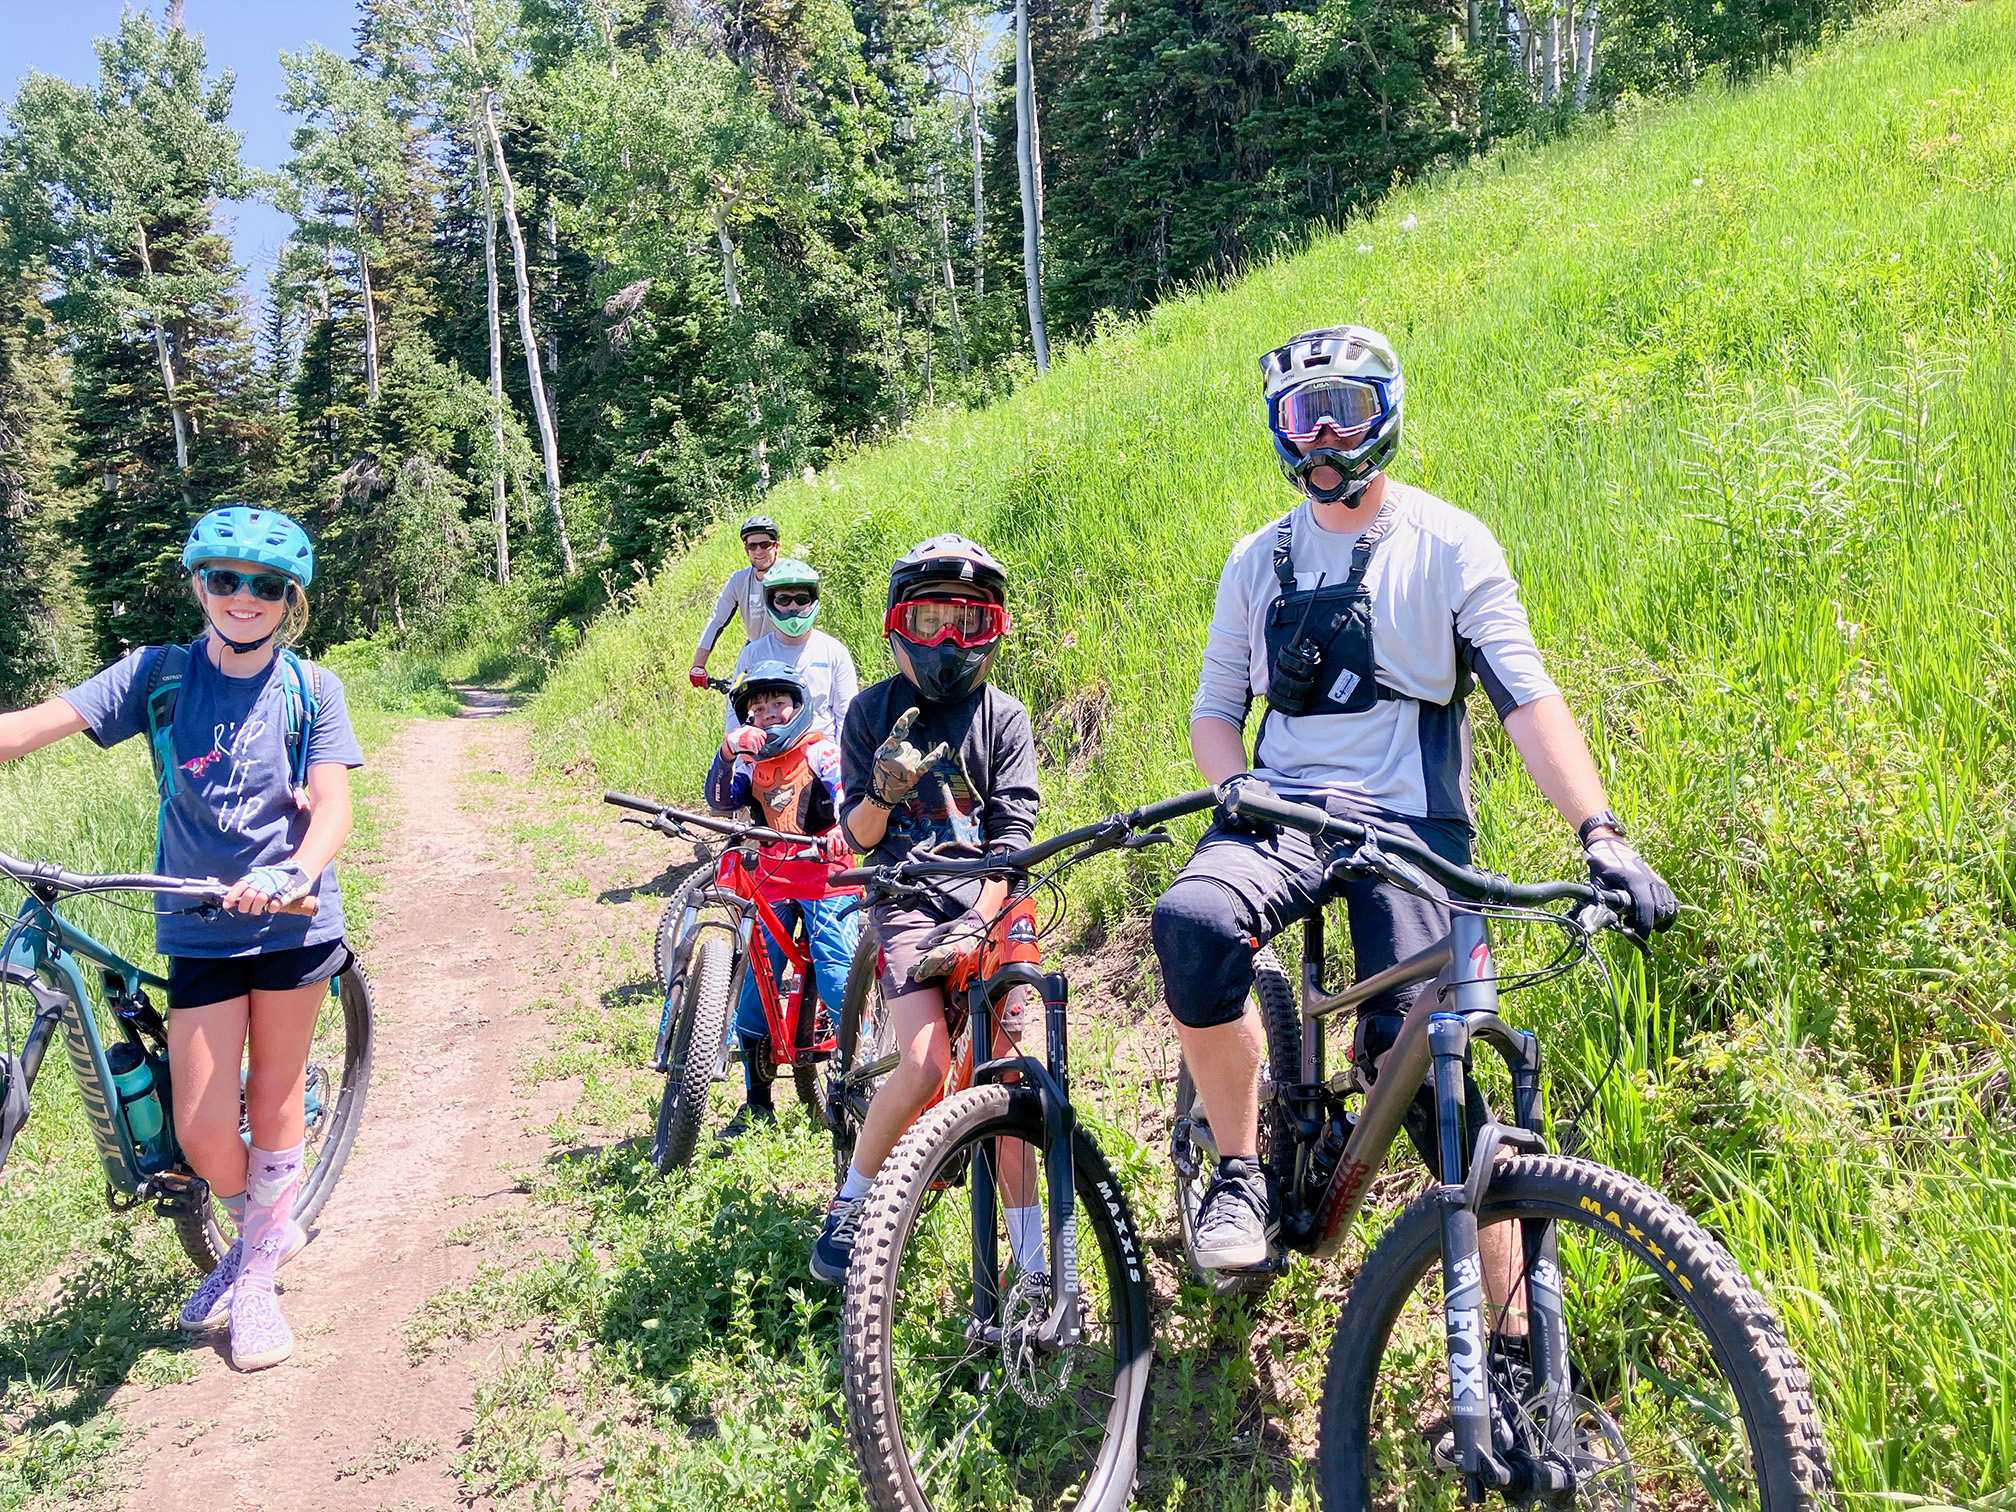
[532,0,2015,1498]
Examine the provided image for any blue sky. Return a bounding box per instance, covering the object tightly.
[0,0,369,285]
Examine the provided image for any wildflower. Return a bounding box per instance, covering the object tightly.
[1060,632,1078,650]
[1400,214,1418,232]
[1691,177,1703,187]
[1357,243,1372,254]
[802,466,816,485]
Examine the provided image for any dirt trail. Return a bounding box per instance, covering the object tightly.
[114,695,640,1510]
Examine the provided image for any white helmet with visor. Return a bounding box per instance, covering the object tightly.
[1260,325,1403,503]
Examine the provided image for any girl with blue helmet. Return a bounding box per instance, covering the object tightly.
[0,504,365,1372]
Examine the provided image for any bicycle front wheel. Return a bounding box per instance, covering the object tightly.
[830,930,896,1185]
[174,960,376,1270]
[844,1083,1152,1512]
[651,928,733,1173]
[1318,1154,1834,1511]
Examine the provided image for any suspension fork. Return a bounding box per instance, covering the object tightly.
[1041,971,1081,1344]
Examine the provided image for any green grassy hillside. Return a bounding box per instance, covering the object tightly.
[533,0,2014,1499]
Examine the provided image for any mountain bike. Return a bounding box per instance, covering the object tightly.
[0,850,374,1272]
[831,789,1217,1512]
[605,791,845,1172]
[1172,785,1834,1510]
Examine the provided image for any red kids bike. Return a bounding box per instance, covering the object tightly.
[605,792,853,1171]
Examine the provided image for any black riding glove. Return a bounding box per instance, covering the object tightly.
[1213,772,1280,839]
[1584,837,1678,939]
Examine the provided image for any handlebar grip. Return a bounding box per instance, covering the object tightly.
[830,868,874,886]
[602,791,665,815]
[1129,787,1217,828]
[1595,886,1632,912]
[1228,785,1336,838]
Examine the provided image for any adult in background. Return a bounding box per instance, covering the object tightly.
[689,514,781,687]
[1153,325,1677,1274]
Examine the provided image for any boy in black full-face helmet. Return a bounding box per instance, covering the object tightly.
[808,535,1041,1286]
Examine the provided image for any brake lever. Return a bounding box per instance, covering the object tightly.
[1120,829,1172,851]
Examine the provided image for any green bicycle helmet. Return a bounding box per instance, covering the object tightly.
[181,505,316,587]
[763,558,821,637]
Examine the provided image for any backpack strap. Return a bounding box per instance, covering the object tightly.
[142,645,190,803]
[275,650,324,792]
[1271,514,1297,596]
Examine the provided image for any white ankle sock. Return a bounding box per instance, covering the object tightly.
[838,1164,874,1203]
[1007,1205,1045,1273]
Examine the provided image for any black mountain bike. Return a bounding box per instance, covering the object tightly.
[1171,785,1834,1510]
[831,791,1214,1512]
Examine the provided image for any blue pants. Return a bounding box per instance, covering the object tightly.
[735,894,861,1058]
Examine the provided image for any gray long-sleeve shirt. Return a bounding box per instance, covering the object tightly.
[697,565,770,652]
[1192,484,1559,822]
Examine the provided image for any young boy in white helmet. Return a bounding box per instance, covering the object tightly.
[1154,325,1677,1273]
[688,515,782,687]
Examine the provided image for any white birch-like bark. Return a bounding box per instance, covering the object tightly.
[358,244,381,402]
[133,222,194,508]
[1013,0,1048,373]
[968,78,986,306]
[475,117,509,584]
[1543,6,1561,102]
[932,165,968,374]
[478,93,575,575]
[1575,0,1598,107]
[712,202,741,308]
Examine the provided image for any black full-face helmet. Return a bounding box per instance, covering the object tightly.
[883,535,1011,703]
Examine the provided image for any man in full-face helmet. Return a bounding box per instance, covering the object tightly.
[1153,326,1678,1277]
[806,534,1042,1285]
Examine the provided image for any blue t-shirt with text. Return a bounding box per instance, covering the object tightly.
[60,640,365,959]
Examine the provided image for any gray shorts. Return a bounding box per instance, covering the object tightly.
[868,901,1026,1034]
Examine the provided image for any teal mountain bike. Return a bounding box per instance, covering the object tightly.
[0,850,374,1272]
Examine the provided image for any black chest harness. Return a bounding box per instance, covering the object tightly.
[1261,510,1409,721]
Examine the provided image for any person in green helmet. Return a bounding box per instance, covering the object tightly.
[718,558,859,759]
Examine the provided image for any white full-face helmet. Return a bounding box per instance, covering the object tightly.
[1259,325,1404,503]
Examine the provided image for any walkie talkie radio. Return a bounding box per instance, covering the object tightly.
[1266,573,1328,715]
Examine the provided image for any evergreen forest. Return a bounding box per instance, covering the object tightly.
[0,0,1886,694]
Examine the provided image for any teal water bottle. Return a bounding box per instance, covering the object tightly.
[106,1041,170,1170]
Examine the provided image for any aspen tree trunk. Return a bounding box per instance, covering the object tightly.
[1468,0,1480,49]
[543,203,560,416]
[133,223,194,509]
[712,203,741,308]
[968,81,986,306]
[1543,6,1561,102]
[1575,0,1598,107]
[475,117,510,584]
[478,94,575,575]
[1013,0,1048,373]
[933,165,968,374]
[358,245,381,402]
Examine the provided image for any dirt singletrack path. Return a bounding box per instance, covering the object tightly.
[112,692,641,1510]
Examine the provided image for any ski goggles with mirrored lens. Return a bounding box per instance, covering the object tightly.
[1268,376,1392,446]
[884,598,1011,648]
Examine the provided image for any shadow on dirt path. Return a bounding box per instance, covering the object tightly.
[108,688,642,1510]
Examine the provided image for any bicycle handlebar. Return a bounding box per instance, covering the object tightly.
[1223,786,1629,913]
[602,791,823,858]
[0,850,319,915]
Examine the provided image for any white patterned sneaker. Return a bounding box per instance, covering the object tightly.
[228,1282,294,1371]
[177,1221,308,1332]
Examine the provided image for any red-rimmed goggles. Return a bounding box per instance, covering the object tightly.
[884,597,1011,648]
[1268,376,1392,447]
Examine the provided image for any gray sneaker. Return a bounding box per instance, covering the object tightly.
[1190,1157,1277,1270]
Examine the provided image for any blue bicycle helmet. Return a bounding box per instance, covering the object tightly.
[181,506,316,587]
[731,660,815,757]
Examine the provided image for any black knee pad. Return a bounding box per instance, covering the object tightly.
[1152,877,1257,1029]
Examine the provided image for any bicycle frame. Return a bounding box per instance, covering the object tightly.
[1,893,179,1199]
[652,841,839,1077]
[1281,903,1575,1493]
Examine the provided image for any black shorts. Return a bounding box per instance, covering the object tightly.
[166,940,354,1011]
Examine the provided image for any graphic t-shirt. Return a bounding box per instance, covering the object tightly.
[60,640,366,958]
[838,678,1039,867]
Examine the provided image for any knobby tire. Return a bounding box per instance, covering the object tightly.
[652,930,733,1173]
[1318,1153,1835,1511]
[843,1083,1152,1512]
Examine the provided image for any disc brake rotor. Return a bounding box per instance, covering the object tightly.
[1001,1271,1071,1408]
